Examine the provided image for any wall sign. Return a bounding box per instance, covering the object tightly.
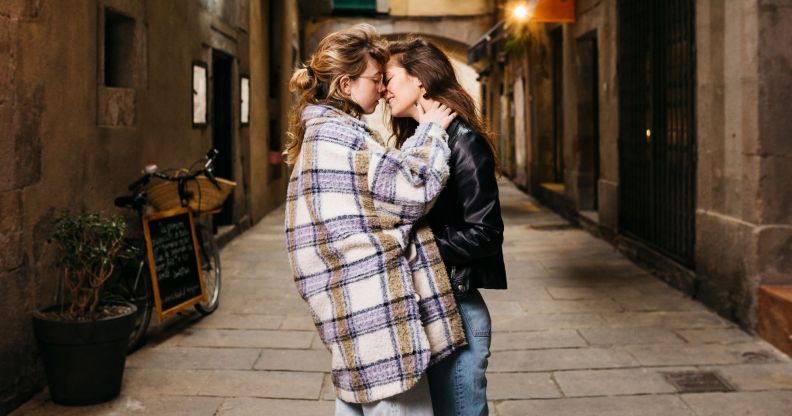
[193,62,208,127]
[241,75,250,126]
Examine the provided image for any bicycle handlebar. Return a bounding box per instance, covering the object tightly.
[127,148,220,192]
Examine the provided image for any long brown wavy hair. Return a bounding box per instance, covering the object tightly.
[285,24,388,165]
[387,38,498,171]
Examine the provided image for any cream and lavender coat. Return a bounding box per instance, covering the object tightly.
[285,104,466,403]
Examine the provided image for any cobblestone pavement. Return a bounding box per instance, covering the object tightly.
[13,180,792,415]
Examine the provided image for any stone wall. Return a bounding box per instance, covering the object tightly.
[695,0,792,328]
[0,0,294,411]
[755,0,792,285]
[500,0,619,228]
[0,3,48,412]
[563,0,619,229]
[482,0,791,332]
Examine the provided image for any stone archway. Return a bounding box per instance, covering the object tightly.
[303,15,493,57]
[303,16,492,141]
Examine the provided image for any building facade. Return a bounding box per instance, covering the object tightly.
[473,0,792,346]
[0,0,299,411]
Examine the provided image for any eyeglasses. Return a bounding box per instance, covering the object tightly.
[357,74,384,87]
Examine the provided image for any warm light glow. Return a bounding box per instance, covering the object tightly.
[514,4,529,20]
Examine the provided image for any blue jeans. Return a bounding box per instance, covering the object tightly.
[428,289,492,416]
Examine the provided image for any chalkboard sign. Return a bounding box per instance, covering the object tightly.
[142,207,206,319]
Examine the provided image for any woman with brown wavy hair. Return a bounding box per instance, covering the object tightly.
[284,25,467,415]
[385,37,507,416]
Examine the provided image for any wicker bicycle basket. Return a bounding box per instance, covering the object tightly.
[147,175,236,214]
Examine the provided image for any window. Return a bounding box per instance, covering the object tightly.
[104,9,135,87]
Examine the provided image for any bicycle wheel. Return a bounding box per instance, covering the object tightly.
[195,223,221,315]
[127,259,153,352]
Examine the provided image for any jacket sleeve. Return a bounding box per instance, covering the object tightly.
[363,122,450,224]
[434,131,504,264]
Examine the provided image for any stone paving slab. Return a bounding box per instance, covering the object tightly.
[700,363,792,391]
[126,347,261,370]
[175,328,314,349]
[601,310,732,329]
[487,373,561,399]
[553,367,695,397]
[490,330,587,351]
[612,292,705,312]
[481,287,553,302]
[675,327,756,344]
[192,313,284,330]
[13,395,225,416]
[12,179,792,415]
[681,391,792,416]
[194,370,323,399]
[578,326,686,346]
[626,342,786,367]
[489,347,639,372]
[496,394,695,416]
[492,312,607,331]
[216,398,334,416]
[320,373,337,401]
[253,349,330,372]
[122,368,211,396]
[519,298,625,314]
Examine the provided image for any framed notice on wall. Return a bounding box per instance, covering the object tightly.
[142,207,206,319]
[241,75,250,127]
[192,61,208,127]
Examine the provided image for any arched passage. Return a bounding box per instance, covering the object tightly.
[303,19,489,142]
[303,15,492,56]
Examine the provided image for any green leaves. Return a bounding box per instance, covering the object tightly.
[51,211,127,319]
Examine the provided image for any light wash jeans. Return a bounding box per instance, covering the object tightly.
[428,288,492,416]
[334,375,434,416]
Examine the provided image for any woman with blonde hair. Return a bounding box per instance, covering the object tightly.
[284,24,466,415]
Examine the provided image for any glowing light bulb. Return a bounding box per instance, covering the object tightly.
[514,4,529,20]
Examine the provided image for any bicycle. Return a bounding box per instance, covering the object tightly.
[112,149,231,352]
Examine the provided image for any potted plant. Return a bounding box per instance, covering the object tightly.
[32,211,138,405]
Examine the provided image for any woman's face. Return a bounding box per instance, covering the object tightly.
[346,57,385,114]
[384,58,423,118]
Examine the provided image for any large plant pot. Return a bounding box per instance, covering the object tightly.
[32,303,137,406]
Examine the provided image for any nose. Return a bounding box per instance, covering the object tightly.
[377,82,386,95]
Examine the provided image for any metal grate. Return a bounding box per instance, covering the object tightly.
[617,0,697,266]
[662,371,734,393]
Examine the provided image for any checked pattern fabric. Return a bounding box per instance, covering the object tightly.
[285,104,466,403]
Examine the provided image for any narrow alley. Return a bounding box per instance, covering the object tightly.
[3,1,792,414]
[13,180,792,415]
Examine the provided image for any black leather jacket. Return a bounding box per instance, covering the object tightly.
[427,119,507,296]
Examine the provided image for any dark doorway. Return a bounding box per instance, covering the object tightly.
[268,0,283,181]
[576,33,600,210]
[617,0,696,266]
[212,50,234,227]
[550,27,565,183]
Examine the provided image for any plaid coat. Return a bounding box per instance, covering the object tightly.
[285,104,466,403]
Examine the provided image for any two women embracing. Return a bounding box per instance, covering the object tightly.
[284,23,507,416]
